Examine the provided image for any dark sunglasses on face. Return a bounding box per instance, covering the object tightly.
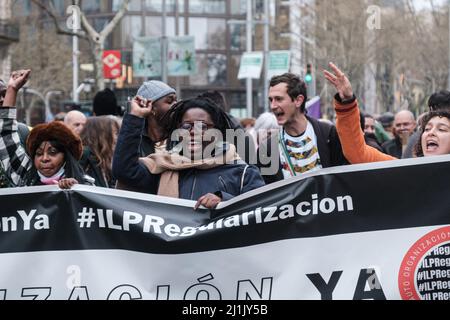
[179,121,214,131]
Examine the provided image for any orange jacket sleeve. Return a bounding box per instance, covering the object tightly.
[333,97,397,163]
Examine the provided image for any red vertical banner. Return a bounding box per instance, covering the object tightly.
[102,50,122,79]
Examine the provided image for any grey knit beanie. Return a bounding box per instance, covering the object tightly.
[136,80,176,102]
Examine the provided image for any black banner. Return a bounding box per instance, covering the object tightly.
[0,156,448,254]
[0,156,449,300]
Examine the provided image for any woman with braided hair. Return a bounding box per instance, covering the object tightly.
[113,96,264,209]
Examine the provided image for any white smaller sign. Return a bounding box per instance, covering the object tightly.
[267,50,291,79]
[238,52,263,79]
[80,64,94,72]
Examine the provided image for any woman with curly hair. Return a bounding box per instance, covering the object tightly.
[414,111,450,157]
[80,116,120,188]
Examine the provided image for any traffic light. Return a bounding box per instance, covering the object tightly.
[305,63,313,83]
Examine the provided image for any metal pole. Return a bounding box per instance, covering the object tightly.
[246,0,253,117]
[263,0,270,112]
[312,22,316,96]
[175,0,181,98]
[141,0,146,36]
[20,88,29,125]
[0,0,12,82]
[448,0,450,90]
[73,34,79,103]
[20,88,46,123]
[162,0,168,83]
[45,90,63,122]
[71,0,80,104]
[309,0,316,97]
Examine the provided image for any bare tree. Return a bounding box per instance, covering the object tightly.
[11,14,73,99]
[294,0,449,116]
[312,0,371,116]
[30,0,130,91]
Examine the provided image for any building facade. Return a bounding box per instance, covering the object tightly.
[109,0,291,117]
[0,0,20,81]
[10,0,295,118]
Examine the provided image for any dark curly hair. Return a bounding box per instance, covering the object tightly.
[415,110,450,157]
[427,90,450,111]
[161,97,234,146]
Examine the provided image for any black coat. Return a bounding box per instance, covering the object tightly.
[113,114,265,200]
[382,137,402,159]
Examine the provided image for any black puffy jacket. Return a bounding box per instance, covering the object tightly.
[113,114,265,200]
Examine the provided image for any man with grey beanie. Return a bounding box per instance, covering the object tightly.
[113,80,177,191]
[137,80,176,104]
[133,80,177,156]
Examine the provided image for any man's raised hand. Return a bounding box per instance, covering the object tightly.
[129,96,153,118]
[323,62,353,100]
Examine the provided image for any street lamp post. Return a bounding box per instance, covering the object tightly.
[280,0,316,97]
[228,0,271,117]
[175,0,181,98]
[280,31,316,96]
[45,90,63,122]
[162,0,168,83]
[73,33,79,103]
[263,0,270,112]
[66,4,81,103]
[246,0,253,117]
[18,87,46,125]
[448,0,450,90]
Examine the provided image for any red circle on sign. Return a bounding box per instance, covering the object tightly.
[398,226,450,300]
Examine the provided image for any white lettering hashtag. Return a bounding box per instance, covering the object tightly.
[77,207,96,228]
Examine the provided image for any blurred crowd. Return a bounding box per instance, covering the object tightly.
[1,63,449,209]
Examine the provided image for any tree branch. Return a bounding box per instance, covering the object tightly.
[29,0,86,38]
[100,0,130,38]
[79,0,129,44]
[79,11,100,43]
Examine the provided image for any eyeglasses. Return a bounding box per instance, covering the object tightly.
[179,121,214,131]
